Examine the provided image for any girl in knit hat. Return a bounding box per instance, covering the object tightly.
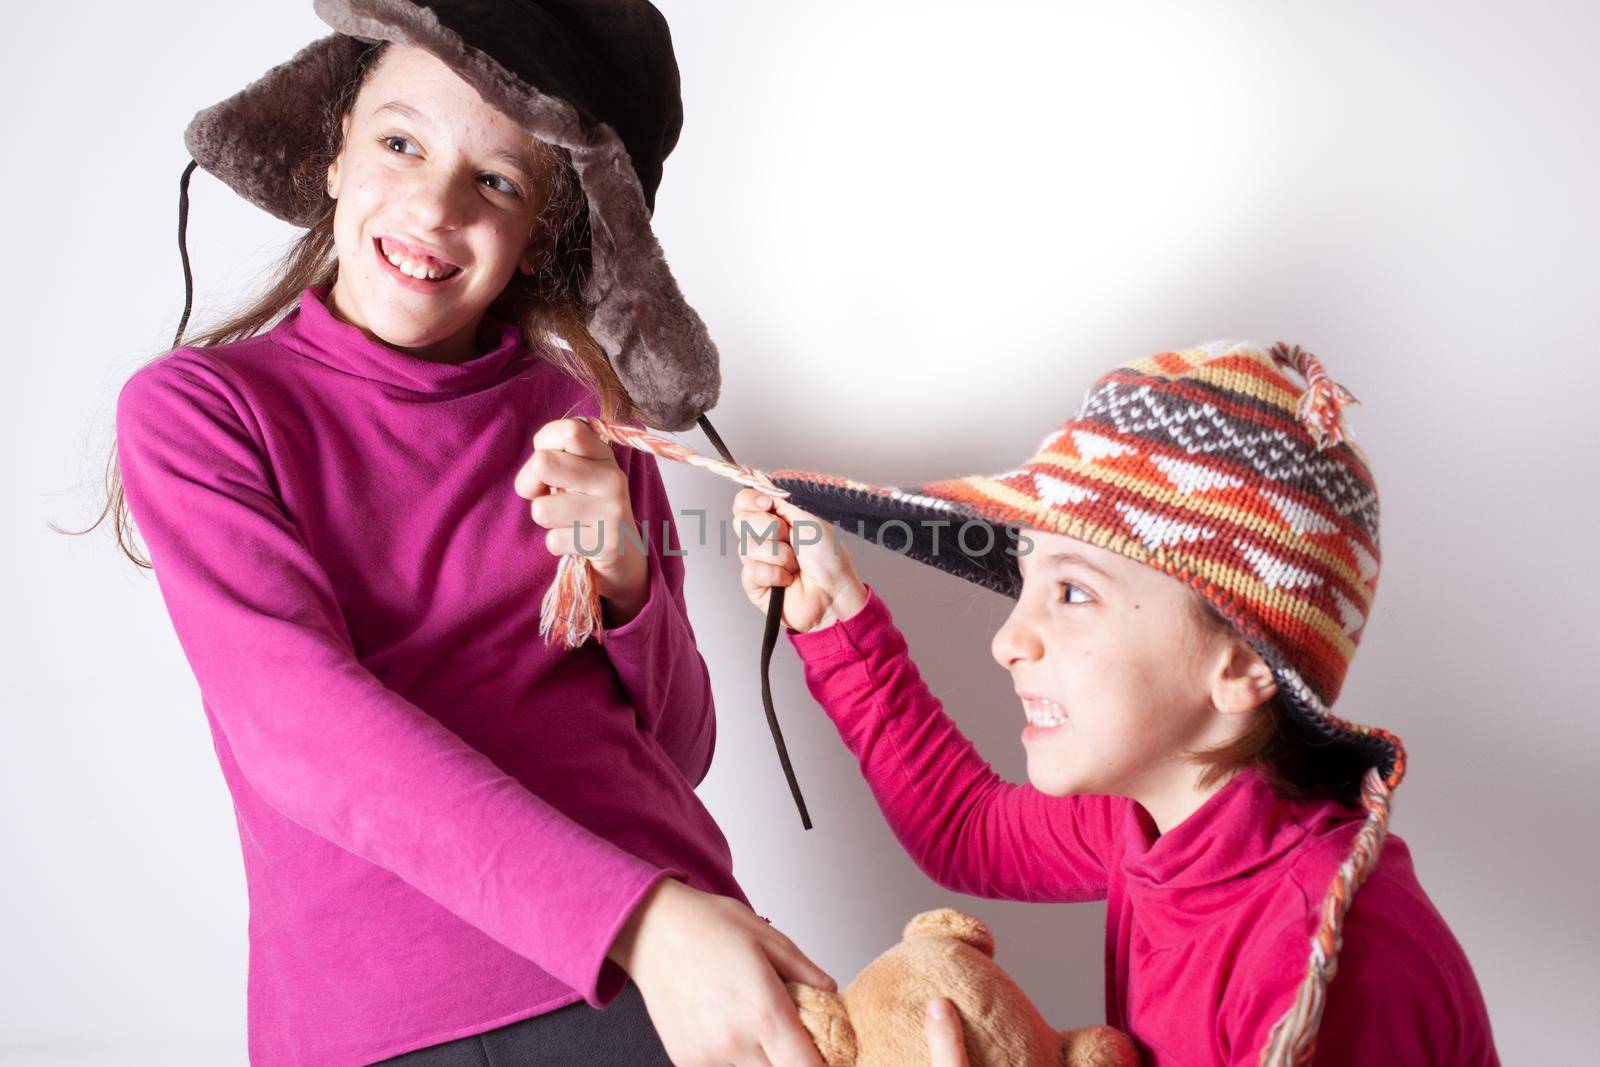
[725,340,1501,1066]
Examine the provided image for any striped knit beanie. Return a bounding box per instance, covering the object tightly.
[551,339,1404,1066]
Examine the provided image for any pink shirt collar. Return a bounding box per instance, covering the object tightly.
[1117,763,1363,944]
[269,284,527,395]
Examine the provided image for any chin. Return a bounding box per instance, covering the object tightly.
[1024,757,1081,797]
[364,287,459,337]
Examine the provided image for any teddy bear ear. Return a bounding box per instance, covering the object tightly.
[786,981,858,1066]
[902,908,996,958]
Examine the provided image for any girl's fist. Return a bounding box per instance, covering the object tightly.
[731,488,867,634]
[514,417,648,624]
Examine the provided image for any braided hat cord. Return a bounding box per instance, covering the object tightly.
[1258,766,1396,1065]
[532,419,789,650]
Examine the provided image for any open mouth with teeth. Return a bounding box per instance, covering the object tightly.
[1023,697,1068,728]
[375,235,463,282]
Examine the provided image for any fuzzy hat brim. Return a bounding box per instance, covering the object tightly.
[181,0,719,431]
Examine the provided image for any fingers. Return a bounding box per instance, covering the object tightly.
[731,488,783,527]
[924,998,971,1067]
[754,965,827,1067]
[528,481,626,531]
[741,560,796,594]
[516,447,625,501]
[732,487,816,526]
[512,449,549,501]
[515,418,624,502]
[731,489,835,564]
[733,486,770,512]
[766,494,817,527]
[729,1048,775,1067]
[738,525,797,571]
[760,930,837,994]
[761,1020,825,1067]
[531,416,613,460]
[731,507,795,569]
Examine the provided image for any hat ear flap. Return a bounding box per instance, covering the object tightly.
[571,141,721,430]
[184,32,369,227]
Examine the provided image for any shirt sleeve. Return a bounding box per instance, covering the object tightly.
[116,356,677,1009]
[598,444,717,786]
[786,583,1120,902]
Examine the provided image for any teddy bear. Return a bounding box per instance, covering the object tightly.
[786,908,1138,1067]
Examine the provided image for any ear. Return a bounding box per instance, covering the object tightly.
[786,981,857,1066]
[327,112,352,199]
[1209,636,1278,716]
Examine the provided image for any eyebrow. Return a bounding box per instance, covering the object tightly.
[1040,552,1116,581]
[371,100,538,177]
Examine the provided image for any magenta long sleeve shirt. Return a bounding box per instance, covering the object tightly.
[787,584,1500,1066]
[115,285,747,1066]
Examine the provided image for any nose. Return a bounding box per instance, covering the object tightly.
[991,600,1044,670]
[401,162,473,232]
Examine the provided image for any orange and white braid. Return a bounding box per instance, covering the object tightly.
[536,416,791,649]
[1257,764,1401,1065]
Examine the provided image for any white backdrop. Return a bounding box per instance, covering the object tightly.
[8,1,1596,1061]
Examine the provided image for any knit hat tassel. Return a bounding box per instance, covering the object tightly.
[539,550,607,649]
[1269,342,1359,451]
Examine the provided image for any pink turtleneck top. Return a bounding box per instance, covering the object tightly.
[115,285,746,1065]
[787,584,1500,1066]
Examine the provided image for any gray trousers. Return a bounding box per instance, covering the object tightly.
[372,981,672,1066]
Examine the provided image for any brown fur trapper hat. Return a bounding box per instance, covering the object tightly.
[176,0,719,431]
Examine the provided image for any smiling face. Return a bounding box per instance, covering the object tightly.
[992,529,1279,810]
[323,44,556,364]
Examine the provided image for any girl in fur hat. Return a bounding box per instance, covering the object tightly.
[92,5,836,1063]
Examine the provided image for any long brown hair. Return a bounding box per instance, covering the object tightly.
[1184,591,1367,809]
[54,39,640,569]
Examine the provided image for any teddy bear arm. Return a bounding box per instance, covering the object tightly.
[787,981,858,1066]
